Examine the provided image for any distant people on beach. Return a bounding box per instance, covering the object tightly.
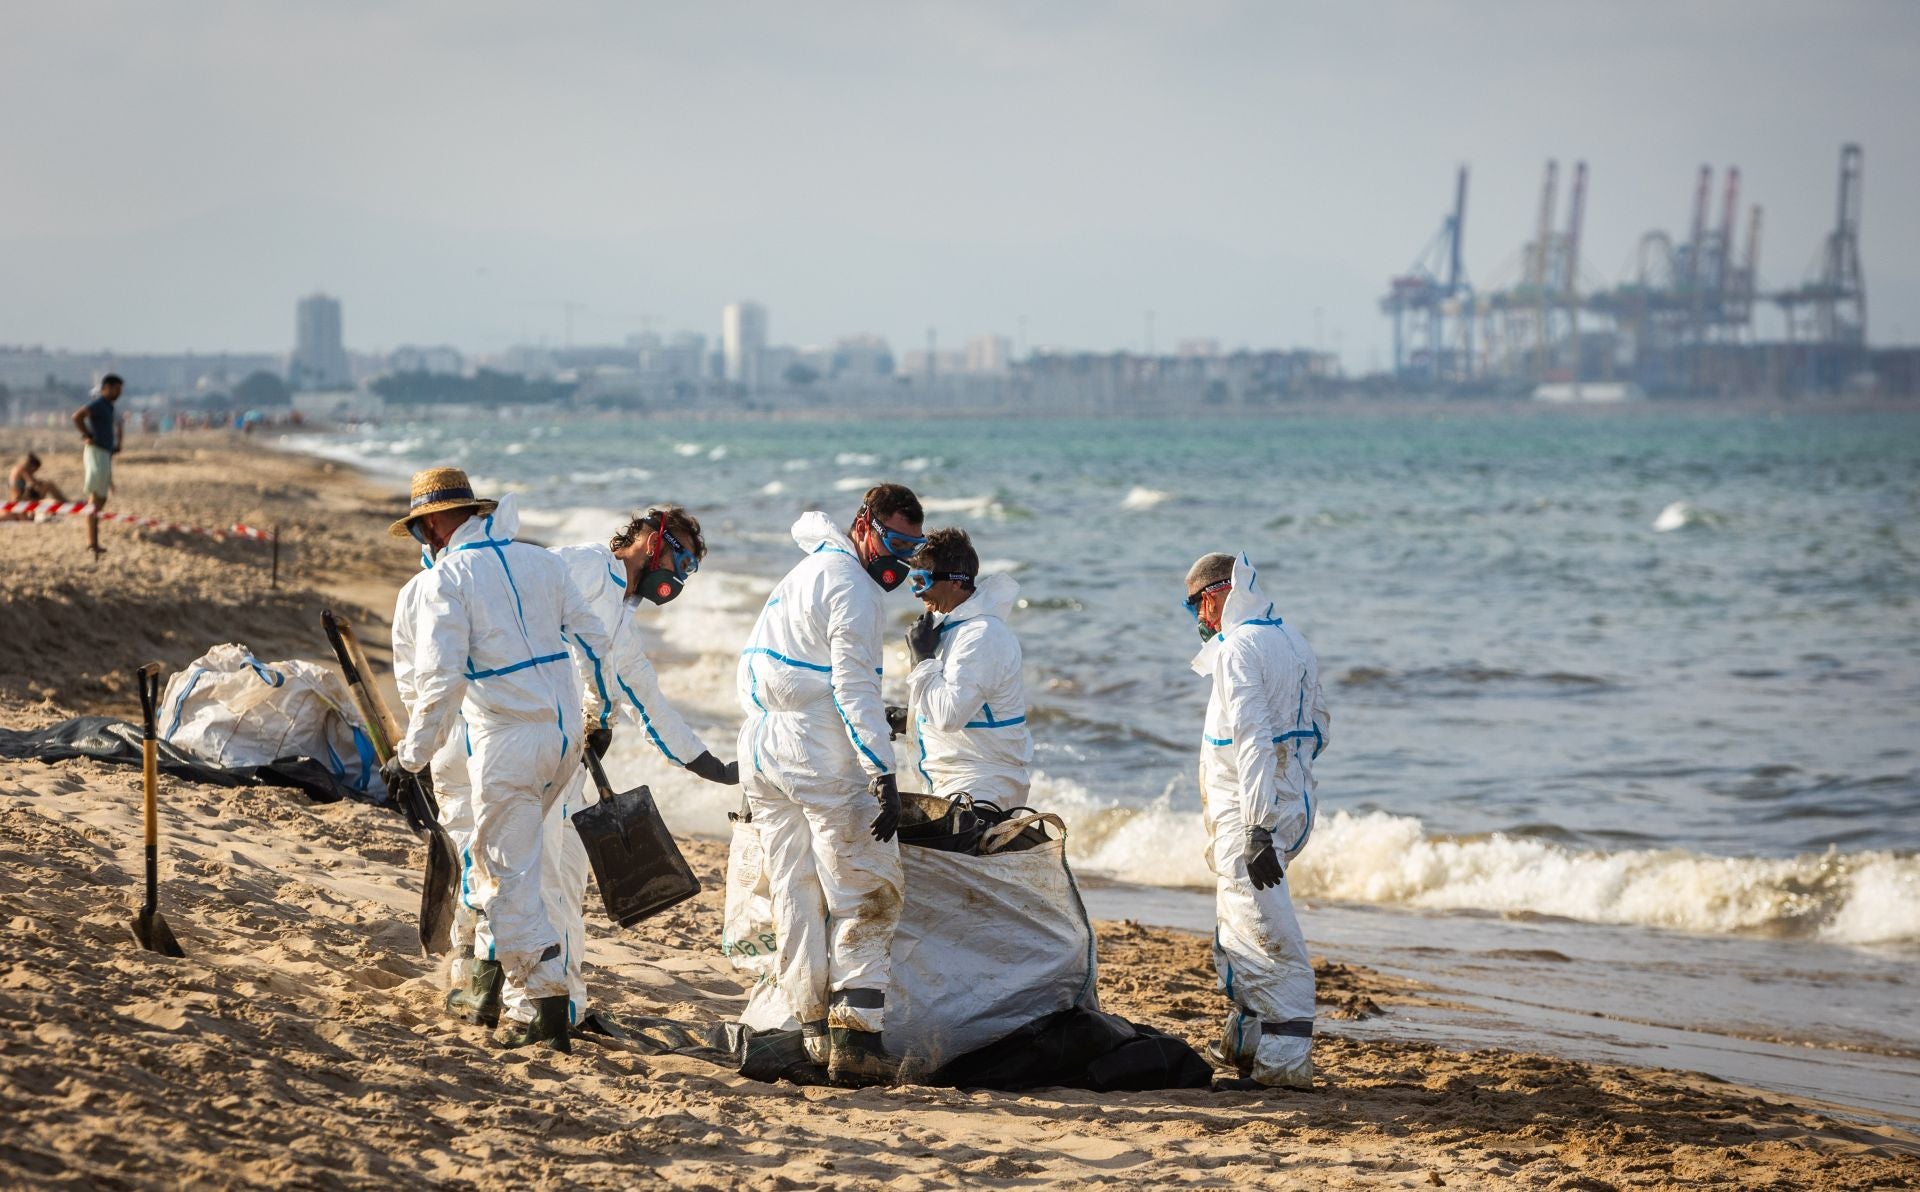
[6,453,67,519]
[70,374,123,555]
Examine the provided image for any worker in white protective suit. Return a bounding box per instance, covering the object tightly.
[1185,550,1330,1089]
[894,527,1033,805]
[537,505,740,1037]
[385,466,615,1054]
[736,483,923,1086]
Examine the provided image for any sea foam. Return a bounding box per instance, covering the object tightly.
[1056,792,1920,946]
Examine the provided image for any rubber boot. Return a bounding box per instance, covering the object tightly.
[500,995,574,1054]
[445,959,504,1028]
[1264,1056,1314,1090]
[827,1027,899,1088]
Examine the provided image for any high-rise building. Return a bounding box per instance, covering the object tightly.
[722,301,768,391]
[291,293,350,390]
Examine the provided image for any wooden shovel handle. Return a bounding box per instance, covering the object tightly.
[323,609,402,763]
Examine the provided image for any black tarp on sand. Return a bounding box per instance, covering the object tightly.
[0,715,389,809]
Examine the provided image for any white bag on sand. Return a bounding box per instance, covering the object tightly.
[723,815,1100,1073]
[159,643,380,793]
[721,819,793,1031]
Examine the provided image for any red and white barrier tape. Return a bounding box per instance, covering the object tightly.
[1,498,275,543]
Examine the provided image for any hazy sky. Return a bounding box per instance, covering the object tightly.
[4,1,1916,368]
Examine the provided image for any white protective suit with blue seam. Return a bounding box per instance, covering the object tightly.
[735,512,902,1034]
[905,572,1033,805]
[1193,552,1330,1086]
[391,494,613,1018]
[522,539,713,1024]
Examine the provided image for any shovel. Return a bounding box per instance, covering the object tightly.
[132,662,186,957]
[573,750,701,927]
[321,609,459,954]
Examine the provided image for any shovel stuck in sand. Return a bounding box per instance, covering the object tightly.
[132,662,187,957]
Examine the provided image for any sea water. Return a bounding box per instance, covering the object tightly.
[296,404,1920,1112]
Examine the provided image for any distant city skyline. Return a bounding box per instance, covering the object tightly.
[4,3,1917,371]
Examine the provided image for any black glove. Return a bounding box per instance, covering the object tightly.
[1246,825,1285,890]
[380,754,414,793]
[586,726,613,759]
[906,611,940,665]
[686,750,740,786]
[380,755,435,834]
[869,773,901,842]
[885,705,909,740]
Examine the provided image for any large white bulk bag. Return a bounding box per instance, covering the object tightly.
[721,817,792,1030]
[159,643,380,794]
[721,811,1100,1075]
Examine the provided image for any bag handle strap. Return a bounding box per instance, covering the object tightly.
[979,811,1066,854]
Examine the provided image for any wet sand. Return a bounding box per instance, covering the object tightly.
[2,427,1916,1189]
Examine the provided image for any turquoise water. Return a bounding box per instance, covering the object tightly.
[301,404,1920,948]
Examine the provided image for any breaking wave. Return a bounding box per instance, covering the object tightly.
[1652,500,1724,532]
[1044,781,1920,947]
[1121,485,1172,510]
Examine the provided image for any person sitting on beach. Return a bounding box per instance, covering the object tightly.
[69,374,123,555]
[897,528,1033,805]
[1184,550,1330,1090]
[6,453,66,519]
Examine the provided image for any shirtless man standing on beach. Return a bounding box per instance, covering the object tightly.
[69,374,123,555]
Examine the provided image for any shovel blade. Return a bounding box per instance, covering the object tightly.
[573,783,701,926]
[133,909,186,957]
[418,825,460,955]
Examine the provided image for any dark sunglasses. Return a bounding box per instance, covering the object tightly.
[1185,579,1231,614]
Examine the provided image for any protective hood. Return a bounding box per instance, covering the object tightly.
[948,572,1019,625]
[424,492,523,567]
[1190,552,1279,676]
[790,510,858,558]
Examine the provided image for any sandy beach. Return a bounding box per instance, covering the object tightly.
[2,428,1917,1190]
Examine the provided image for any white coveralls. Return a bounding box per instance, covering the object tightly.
[735,512,902,1034]
[391,494,613,1022]
[905,572,1033,805]
[1193,553,1330,1086]
[537,540,715,1024]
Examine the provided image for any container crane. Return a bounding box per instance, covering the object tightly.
[1379,165,1475,385]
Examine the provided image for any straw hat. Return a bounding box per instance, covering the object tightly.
[389,466,497,537]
